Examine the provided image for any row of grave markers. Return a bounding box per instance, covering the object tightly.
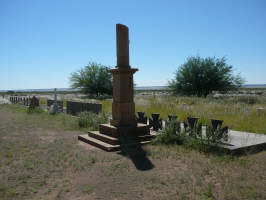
[9,96,102,116]
[10,96,32,106]
[136,111,228,141]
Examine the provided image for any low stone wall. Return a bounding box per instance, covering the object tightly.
[66,101,102,116]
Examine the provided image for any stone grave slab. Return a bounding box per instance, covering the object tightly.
[217,130,266,151]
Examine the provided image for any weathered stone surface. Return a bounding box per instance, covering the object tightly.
[78,134,153,152]
[109,24,138,128]
[78,134,120,151]
[51,88,58,114]
[47,100,63,112]
[88,131,120,145]
[110,68,138,127]
[209,129,266,151]
[116,24,130,68]
[99,123,150,137]
[49,104,58,115]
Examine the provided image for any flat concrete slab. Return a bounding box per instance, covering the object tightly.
[182,124,266,151]
[218,130,266,151]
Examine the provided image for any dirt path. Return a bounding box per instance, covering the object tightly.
[0,106,14,124]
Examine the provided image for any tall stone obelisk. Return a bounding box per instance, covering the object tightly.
[78,24,151,151]
[116,24,130,68]
[109,24,138,127]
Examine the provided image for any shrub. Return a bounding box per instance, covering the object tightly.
[7,90,15,94]
[70,62,113,96]
[153,120,188,145]
[205,125,228,145]
[78,111,109,129]
[168,56,244,97]
[27,107,44,114]
[153,118,229,152]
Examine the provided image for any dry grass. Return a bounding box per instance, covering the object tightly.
[15,93,266,134]
[133,95,266,134]
[97,95,266,134]
[0,104,265,200]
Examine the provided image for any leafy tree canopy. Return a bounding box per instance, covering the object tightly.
[168,56,244,97]
[70,62,113,96]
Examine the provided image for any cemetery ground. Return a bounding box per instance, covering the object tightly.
[0,94,266,200]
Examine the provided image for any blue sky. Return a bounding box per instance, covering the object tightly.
[0,0,265,90]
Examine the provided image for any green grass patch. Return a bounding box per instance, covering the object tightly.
[78,111,109,130]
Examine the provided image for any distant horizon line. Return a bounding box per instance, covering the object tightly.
[1,84,266,92]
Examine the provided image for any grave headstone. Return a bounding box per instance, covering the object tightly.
[211,119,223,131]
[29,96,39,109]
[187,117,201,137]
[136,112,148,124]
[49,88,58,115]
[165,114,178,127]
[207,119,228,142]
[149,113,162,131]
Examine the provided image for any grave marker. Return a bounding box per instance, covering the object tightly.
[29,96,39,109]
[79,24,153,151]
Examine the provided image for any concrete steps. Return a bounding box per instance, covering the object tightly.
[78,132,154,152]
[79,121,154,151]
[78,134,120,151]
[88,130,155,144]
[88,131,120,145]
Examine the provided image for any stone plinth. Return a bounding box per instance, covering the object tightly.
[110,68,138,127]
[99,123,150,137]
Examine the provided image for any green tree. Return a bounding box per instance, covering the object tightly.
[70,62,113,96]
[169,56,244,97]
